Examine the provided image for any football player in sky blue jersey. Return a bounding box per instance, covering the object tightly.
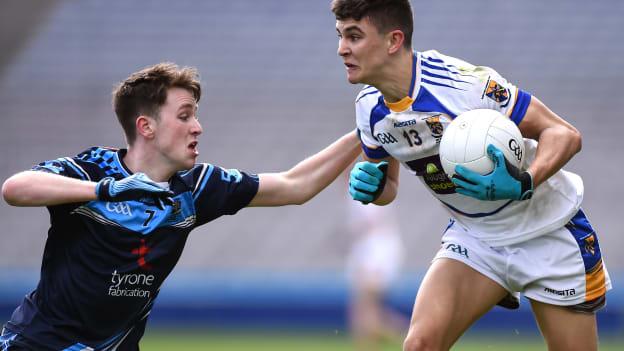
[332,1,610,350]
[0,63,361,350]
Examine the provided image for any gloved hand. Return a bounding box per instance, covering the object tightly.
[349,161,388,204]
[96,173,174,209]
[451,144,533,201]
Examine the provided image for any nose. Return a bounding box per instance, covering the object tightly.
[337,38,350,57]
[191,117,202,136]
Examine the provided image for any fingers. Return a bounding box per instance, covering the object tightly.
[349,161,387,204]
[486,144,505,168]
[455,187,484,200]
[451,176,480,192]
[352,170,380,186]
[454,165,483,184]
[350,177,379,193]
[349,184,373,203]
[349,161,384,199]
[357,162,385,180]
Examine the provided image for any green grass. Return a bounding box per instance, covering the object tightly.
[140,330,624,351]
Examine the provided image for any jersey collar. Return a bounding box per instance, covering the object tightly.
[116,149,133,177]
[385,51,421,113]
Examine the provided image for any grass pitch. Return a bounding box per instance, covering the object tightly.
[140,329,624,351]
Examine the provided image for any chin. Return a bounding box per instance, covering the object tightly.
[175,160,196,172]
[347,75,361,84]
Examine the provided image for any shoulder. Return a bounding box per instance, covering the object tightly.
[420,50,476,71]
[32,146,120,181]
[355,85,381,103]
[419,50,503,88]
[355,86,384,121]
[75,146,119,163]
[177,163,244,194]
[73,146,127,179]
[178,163,216,186]
[419,50,483,90]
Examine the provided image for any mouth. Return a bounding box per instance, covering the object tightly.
[188,141,199,156]
[344,63,358,70]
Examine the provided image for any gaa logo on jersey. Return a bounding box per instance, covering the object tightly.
[484,79,510,104]
[105,202,133,216]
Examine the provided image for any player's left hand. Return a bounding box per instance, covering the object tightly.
[451,144,533,201]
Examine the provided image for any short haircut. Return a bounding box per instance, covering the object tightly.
[331,0,413,49]
[112,63,201,145]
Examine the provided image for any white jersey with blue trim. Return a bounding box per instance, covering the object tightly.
[355,50,583,246]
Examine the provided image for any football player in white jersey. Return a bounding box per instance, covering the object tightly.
[331,1,611,350]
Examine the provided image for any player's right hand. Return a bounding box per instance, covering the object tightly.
[95,173,174,208]
[349,161,388,204]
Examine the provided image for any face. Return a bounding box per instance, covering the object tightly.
[336,17,389,85]
[152,87,202,171]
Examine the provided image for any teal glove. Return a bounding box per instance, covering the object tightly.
[96,172,174,209]
[451,144,533,201]
[349,161,388,204]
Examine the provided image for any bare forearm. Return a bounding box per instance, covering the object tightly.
[2,171,97,206]
[529,126,582,187]
[250,131,361,206]
[287,131,361,200]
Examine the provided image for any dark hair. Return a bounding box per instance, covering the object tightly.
[331,0,413,49]
[112,62,201,144]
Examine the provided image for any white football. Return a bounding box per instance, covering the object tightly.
[439,109,524,178]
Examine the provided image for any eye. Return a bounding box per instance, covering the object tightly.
[349,35,361,41]
[179,114,190,121]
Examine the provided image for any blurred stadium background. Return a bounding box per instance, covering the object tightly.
[0,0,622,349]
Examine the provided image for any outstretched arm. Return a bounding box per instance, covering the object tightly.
[2,171,173,207]
[248,131,361,207]
[2,171,98,206]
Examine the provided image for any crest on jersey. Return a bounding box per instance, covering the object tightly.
[171,200,182,216]
[484,79,510,104]
[425,115,444,138]
[584,234,596,256]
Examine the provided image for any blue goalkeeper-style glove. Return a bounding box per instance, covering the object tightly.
[349,161,388,204]
[96,173,174,209]
[451,144,533,201]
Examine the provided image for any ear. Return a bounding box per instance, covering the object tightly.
[387,30,405,54]
[136,115,156,140]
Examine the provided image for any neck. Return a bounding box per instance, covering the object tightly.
[123,143,176,182]
[371,49,414,103]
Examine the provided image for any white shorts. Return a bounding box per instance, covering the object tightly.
[434,209,612,311]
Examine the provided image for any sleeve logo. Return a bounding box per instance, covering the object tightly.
[484,79,510,104]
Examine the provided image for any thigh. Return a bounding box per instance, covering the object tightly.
[407,258,508,350]
[511,210,611,309]
[530,299,597,351]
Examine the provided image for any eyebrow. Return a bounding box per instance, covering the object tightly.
[177,103,197,112]
[337,25,364,35]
